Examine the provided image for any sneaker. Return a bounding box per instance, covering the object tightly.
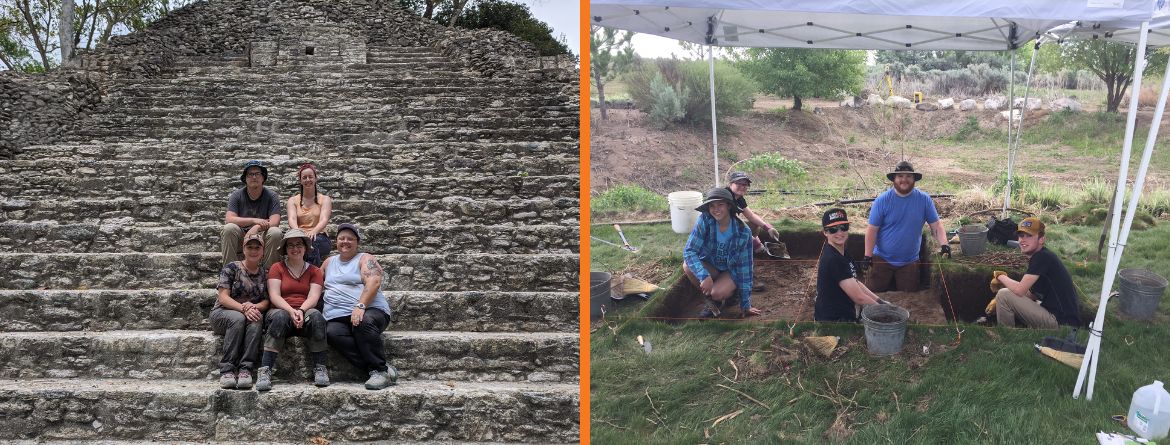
[364,367,399,390]
[255,366,272,391]
[219,372,236,389]
[236,369,254,389]
[313,364,330,387]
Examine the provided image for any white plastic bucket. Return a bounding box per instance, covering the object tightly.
[668,191,703,234]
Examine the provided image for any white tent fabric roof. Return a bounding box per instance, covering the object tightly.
[592,0,1155,50]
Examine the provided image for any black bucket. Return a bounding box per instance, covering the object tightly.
[590,271,613,321]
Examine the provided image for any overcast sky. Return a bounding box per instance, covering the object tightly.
[523,0,580,56]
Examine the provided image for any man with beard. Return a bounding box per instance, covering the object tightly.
[862,161,950,292]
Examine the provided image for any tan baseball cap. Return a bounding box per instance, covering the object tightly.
[1016,217,1045,237]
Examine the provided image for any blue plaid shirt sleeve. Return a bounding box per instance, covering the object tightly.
[729,221,754,311]
[683,215,713,282]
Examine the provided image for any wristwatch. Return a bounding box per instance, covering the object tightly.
[354,303,366,310]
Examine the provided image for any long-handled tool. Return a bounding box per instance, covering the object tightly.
[590,236,625,250]
[613,224,640,252]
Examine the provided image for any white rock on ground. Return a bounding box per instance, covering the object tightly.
[959,99,977,111]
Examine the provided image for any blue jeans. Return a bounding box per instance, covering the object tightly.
[305,233,331,267]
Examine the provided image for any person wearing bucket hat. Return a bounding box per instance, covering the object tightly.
[321,223,398,389]
[815,208,888,322]
[222,160,284,269]
[990,217,1081,328]
[863,160,949,292]
[210,233,271,389]
[682,188,762,319]
[725,171,783,260]
[287,163,333,267]
[255,229,330,391]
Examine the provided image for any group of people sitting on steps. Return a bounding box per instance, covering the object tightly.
[212,160,396,391]
[682,162,1081,329]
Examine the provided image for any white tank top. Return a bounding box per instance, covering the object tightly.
[322,253,389,320]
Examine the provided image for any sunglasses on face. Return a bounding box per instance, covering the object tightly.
[824,224,849,234]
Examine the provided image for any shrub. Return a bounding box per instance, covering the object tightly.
[736,153,808,179]
[646,73,686,129]
[1139,188,1170,217]
[624,59,757,125]
[591,185,668,214]
[951,116,982,141]
[991,172,1038,206]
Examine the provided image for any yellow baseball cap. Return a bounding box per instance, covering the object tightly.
[1017,217,1045,237]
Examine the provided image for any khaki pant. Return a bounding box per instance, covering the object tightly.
[221,224,283,268]
[994,288,1058,329]
[866,256,920,292]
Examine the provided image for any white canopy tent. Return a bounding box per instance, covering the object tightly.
[592,0,1165,401]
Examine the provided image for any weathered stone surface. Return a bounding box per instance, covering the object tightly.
[866,94,884,106]
[915,102,939,111]
[0,253,579,292]
[959,99,977,111]
[0,222,578,255]
[984,95,1006,110]
[0,379,579,442]
[887,96,913,109]
[0,289,579,333]
[1050,97,1083,112]
[0,330,578,382]
[1012,97,1043,110]
[937,98,955,110]
[1000,110,1021,121]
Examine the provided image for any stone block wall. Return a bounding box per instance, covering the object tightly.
[0,72,104,159]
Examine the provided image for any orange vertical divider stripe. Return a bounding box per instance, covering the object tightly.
[578,1,591,444]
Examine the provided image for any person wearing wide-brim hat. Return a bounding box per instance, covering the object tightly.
[221,160,284,269]
[211,233,271,389]
[682,188,762,318]
[815,208,888,322]
[255,228,330,391]
[862,160,950,292]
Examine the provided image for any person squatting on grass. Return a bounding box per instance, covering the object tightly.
[287,163,333,267]
[255,229,330,391]
[222,160,284,268]
[322,223,399,390]
[211,233,270,389]
[726,171,781,255]
[989,217,1082,329]
[682,188,762,319]
[814,208,889,322]
[862,161,950,292]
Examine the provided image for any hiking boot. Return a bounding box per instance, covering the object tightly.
[365,367,398,390]
[254,366,272,391]
[313,364,330,387]
[219,372,236,389]
[701,296,722,318]
[236,369,254,389]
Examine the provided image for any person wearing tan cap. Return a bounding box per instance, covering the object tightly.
[990,217,1082,328]
[210,233,270,389]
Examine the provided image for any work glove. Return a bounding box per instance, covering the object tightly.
[859,256,873,272]
[940,245,952,258]
[985,297,998,315]
[989,270,1007,293]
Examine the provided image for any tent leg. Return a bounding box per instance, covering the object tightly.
[1002,52,1016,217]
[709,45,720,187]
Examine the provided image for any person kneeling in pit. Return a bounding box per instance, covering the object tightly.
[682,188,762,319]
[989,217,1082,329]
[815,208,888,322]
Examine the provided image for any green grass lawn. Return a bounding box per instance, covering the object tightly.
[590,220,1170,444]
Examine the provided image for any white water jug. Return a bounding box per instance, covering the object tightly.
[1128,380,1170,440]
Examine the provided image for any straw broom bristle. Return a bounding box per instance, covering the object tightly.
[804,336,840,358]
[621,276,661,294]
[1036,345,1084,369]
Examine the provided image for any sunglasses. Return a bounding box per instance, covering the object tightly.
[824,224,850,234]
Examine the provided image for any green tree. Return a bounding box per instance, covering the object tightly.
[452,0,568,56]
[590,25,634,120]
[1062,39,1167,112]
[739,48,865,111]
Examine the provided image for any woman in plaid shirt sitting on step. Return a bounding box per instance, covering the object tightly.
[682,188,762,319]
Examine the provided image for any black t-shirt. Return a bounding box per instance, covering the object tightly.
[1027,247,1081,326]
[815,244,859,322]
[725,186,749,211]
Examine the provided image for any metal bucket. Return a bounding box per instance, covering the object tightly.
[861,304,910,356]
[590,272,613,321]
[1118,268,1168,320]
[959,224,989,256]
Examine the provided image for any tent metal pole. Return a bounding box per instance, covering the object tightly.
[1003,45,1040,220]
[709,44,720,187]
[1002,52,1017,217]
[1074,21,1151,401]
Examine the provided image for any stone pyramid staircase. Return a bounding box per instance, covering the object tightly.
[0,42,579,442]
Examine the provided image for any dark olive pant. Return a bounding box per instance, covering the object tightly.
[210,307,263,374]
[263,308,328,353]
[866,256,921,292]
[326,308,390,373]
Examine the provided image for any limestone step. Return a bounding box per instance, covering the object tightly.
[165,60,465,76]
[0,222,578,255]
[82,115,579,132]
[0,378,578,442]
[0,154,579,181]
[0,174,581,201]
[107,95,572,111]
[104,104,576,120]
[0,253,579,292]
[11,140,579,160]
[107,82,559,96]
[70,126,578,144]
[0,289,579,333]
[0,330,579,383]
[0,196,580,228]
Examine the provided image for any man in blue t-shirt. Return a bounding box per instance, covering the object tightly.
[863,161,950,292]
[991,217,1082,328]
